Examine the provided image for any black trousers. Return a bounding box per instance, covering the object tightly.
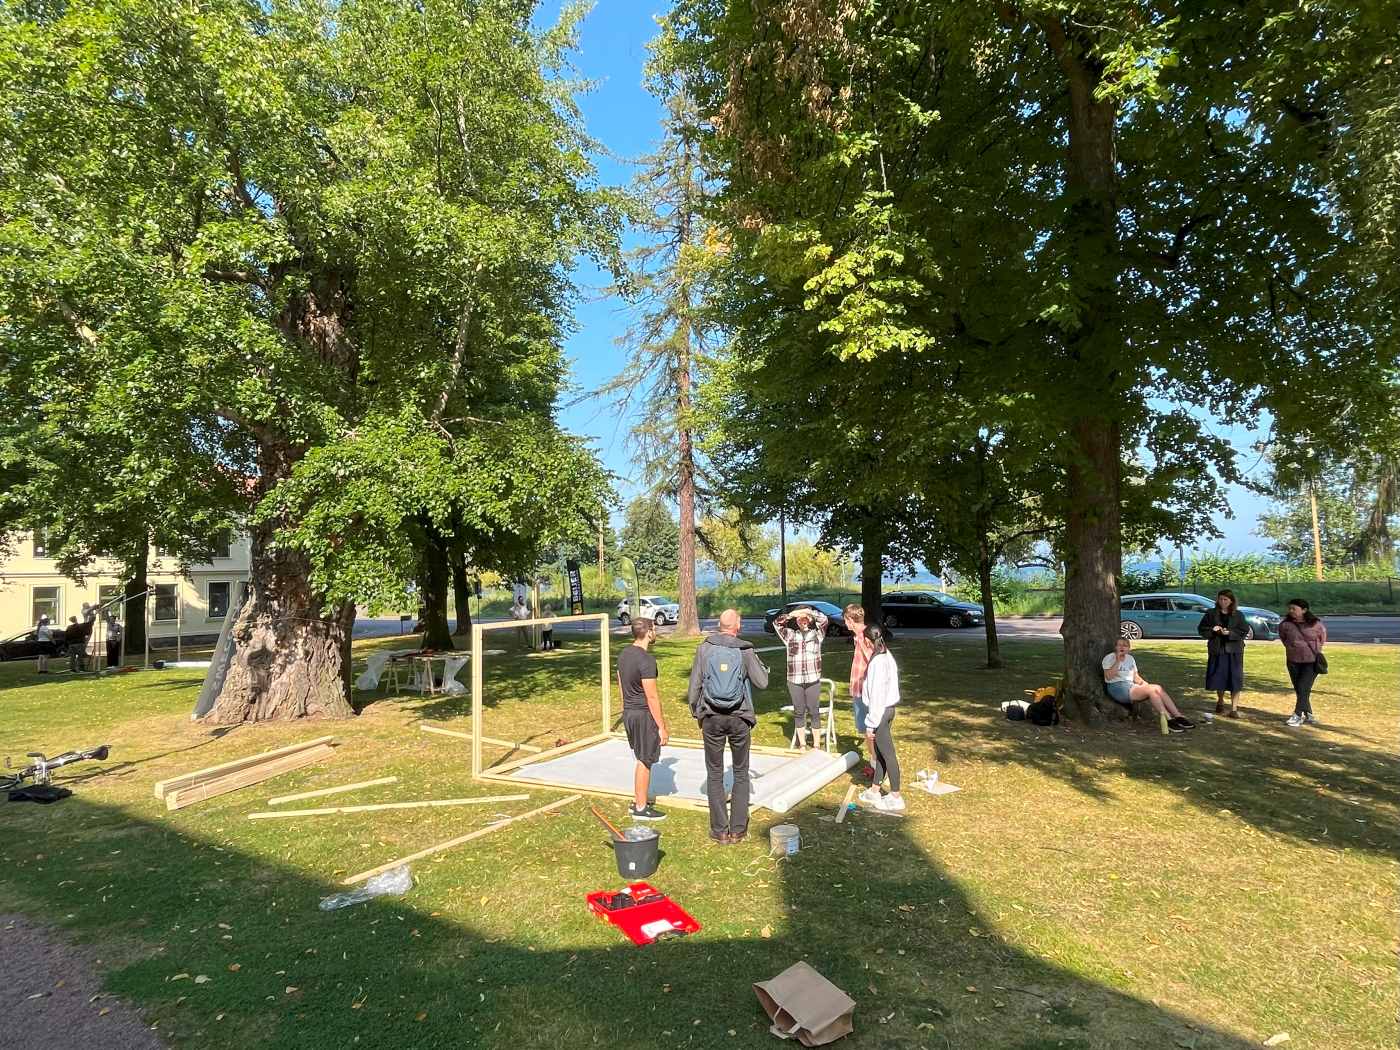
[700,713,751,837]
[1287,660,1318,715]
[871,706,900,791]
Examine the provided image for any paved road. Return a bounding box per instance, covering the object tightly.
[355,613,1400,644]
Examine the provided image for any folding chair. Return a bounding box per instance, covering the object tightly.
[787,678,837,752]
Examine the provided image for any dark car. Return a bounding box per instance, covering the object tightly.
[762,600,853,637]
[879,590,983,629]
[0,628,69,662]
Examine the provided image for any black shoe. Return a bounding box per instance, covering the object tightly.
[709,831,730,844]
[629,804,667,821]
[1169,717,1197,730]
[1166,720,1186,733]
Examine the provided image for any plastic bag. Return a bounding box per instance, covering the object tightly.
[318,865,412,910]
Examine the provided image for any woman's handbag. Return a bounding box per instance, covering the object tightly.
[1314,650,1328,675]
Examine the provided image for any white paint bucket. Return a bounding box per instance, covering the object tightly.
[769,824,800,857]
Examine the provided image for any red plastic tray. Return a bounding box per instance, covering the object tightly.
[586,881,701,945]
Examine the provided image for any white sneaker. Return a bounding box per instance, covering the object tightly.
[859,787,883,805]
[1286,713,1305,727]
[879,794,906,813]
[1304,714,1320,726]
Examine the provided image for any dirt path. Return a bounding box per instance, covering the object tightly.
[0,914,165,1050]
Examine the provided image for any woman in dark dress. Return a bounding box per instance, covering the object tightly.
[1197,589,1248,718]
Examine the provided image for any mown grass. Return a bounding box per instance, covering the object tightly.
[1,631,1395,1049]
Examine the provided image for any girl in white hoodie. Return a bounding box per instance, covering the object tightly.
[859,625,904,813]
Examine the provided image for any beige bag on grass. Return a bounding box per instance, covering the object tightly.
[753,961,856,1046]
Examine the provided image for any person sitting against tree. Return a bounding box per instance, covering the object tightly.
[774,605,828,749]
[1102,637,1195,733]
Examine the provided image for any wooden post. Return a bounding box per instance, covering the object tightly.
[471,622,484,778]
[1309,481,1324,581]
[600,613,611,735]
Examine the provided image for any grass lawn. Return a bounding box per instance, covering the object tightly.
[1,631,1395,1049]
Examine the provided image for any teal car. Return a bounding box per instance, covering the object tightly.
[1119,592,1281,641]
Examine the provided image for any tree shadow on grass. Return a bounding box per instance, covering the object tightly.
[894,643,1400,863]
[0,789,1270,1050]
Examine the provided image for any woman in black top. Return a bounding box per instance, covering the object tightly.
[1197,589,1249,718]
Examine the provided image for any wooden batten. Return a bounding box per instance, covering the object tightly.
[154,735,336,800]
[164,743,335,811]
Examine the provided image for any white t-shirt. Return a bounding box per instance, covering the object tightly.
[1102,652,1136,684]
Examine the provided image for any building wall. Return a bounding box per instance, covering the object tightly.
[0,531,252,640]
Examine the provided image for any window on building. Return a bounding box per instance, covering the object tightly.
[32,528,50,558]
[212,533,232,559]
[153,583,178,622]
[97,584,123,622]
[208,581,231,620]
[32,586,60,625]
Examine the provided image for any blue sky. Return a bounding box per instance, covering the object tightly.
[541,1,1275,556]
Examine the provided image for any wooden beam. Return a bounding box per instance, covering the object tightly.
[153,735,336,800]
[600,613,611,735]
[835,783,858,824]
[249,794,529,819]
[342,793,581,885]
[620,733,799,757]
[165,744,335,811]
[479,768,709,813]
[477,613,608,632]
[268,777,397,806]
[419,724,541,752]
[484,731,612,776]
[471,622,483,778]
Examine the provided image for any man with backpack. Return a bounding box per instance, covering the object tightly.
[687,609,770,844]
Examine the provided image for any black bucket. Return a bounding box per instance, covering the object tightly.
[610,832,661,878]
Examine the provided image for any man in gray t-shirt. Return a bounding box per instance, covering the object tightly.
[617,618,669,821]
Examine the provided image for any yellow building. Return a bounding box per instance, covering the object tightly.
[0,530,252,642]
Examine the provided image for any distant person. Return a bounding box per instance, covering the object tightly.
[688,608,770,844]
[1197,589,1249,718]
[539,604,557,651]
[859,625,905,813]
[106,615,123,668]
[1102,638,1195,733]
[844,603,874,741]
[65,616,86,672]
[510,593,530,648]
[617,617,668,822]
[1278,598,1327,727]
[774,605,828,749]
[81,601,96,624]
[34,614,53,674]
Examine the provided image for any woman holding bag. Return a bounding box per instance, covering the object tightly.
[1278,598,1327,727]
[1197,589,1249,718]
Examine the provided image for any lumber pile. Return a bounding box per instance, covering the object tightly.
[154,736,336,811]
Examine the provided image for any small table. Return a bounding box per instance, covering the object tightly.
[401,652,468,696]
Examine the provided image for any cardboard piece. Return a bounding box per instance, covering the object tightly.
[754,961,856,1046]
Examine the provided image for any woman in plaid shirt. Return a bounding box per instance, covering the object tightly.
[775,607,828,749]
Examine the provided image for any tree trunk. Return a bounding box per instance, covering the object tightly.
[451,551,471,635]
[203,521,355,723]
[417,533,454,651]
[859,526,884,618]
[1043,19,1122,722]
[674,322,701,638]
[977,546,1001,669]
[122,543,148,654]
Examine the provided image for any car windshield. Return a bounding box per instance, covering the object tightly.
[642,596,671,605]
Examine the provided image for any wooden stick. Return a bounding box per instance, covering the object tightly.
[165,744,335,811]
[342,793,581,885]
[419,724,542,753]
[484,731,611,776]
[590,804,625,841]
[249,794,529,819]
[835,783,858,824]
[154,735,335,800]
[267,776,398,806]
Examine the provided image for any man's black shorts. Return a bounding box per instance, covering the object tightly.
[623,708,661,767]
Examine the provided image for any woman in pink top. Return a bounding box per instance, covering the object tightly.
[844,603,874,738]
[1277,598,1327,727]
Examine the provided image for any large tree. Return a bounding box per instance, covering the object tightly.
[660,0,1395,719]
[0,0,617,719]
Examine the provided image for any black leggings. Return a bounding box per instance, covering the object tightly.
[871,706,900,791]
[1287,660,1318,716]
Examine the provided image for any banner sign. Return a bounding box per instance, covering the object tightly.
[565,560,585,615]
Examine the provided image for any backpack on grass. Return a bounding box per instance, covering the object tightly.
[1027,687,1060,726]
[701,645,748,712]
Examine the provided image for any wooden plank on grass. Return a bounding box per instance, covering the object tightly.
[479,768,710,813]
[165,744,335,811]
[342,793,582,885]
[268,777,398,806]
[249,794,529,819]
[419,724,542,752]
[834,783,857,824]
[154,735,336,800]
[483,732,611,776]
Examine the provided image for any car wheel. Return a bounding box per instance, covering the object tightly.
[883,613,899,629]
[1244,624,1255,640]
[1120,620,1143,640]
[619,612,630,626]
[654,612,668,626]
[948,614,964,629]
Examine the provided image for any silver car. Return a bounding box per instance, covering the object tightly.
[616,595,681,626]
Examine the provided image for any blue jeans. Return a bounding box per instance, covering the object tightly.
[852,695,868,736]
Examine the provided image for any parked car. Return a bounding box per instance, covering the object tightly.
[761,601,853,637]
[1119,593,1282,640]
[616,595,682,626]
[0,628,69,662]
[879,590,984,629]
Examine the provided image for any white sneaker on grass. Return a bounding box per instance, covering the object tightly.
[879,794,906,814]
[1303,713,1320,726]
[859,787,883,805]
[1285,713,1305,727]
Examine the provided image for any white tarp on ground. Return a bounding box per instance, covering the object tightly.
[502,736,856,812]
